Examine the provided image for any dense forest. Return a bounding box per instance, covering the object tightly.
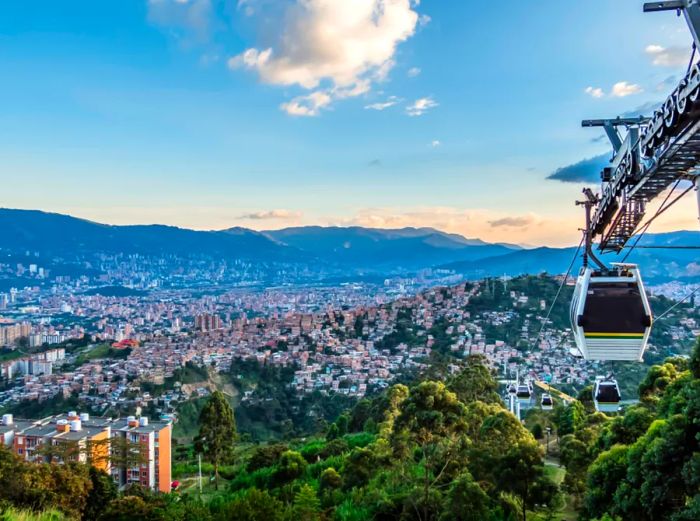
[1,339,700,520]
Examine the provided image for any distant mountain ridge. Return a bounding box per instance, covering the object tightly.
[0,208,697,282]
[0,209,521,270]
[262,226,519,268]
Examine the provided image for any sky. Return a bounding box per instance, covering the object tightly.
[0,0,698,246]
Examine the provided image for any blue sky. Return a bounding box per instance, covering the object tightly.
[0,0,696,245]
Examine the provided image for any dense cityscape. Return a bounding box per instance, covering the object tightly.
[2,253,698,422]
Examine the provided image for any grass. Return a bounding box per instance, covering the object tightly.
[0,349,25,363]
[0,508,67,521]
[544,463,565,486]
[73,344,130,365]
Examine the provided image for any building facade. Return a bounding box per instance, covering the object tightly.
[0,412,171,492]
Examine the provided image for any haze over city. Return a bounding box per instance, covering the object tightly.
[2,0,698,245]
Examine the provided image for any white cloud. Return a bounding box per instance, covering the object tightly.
[228,0,422,115]
[280,91,333,117]
[407,67,421,77]
[147,0,213,41]
[239,209,303,220]
[365,96,401,111]
[406,96,437,116]
[611,81,643,97]
[584,86,604,98]
[430,140,441,147]
[645,44,689,67]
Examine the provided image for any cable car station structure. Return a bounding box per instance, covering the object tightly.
[512,1,700,414]
[587,1,700,253]
[570,1,700,367]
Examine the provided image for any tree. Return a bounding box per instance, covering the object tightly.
[99,496,160,521]
[494,440,554,521]
[440,472,491,521]
[246,443,287,472]
[319,467,342,491]
[349,398,372,432]
[195,390,237,489]
[293,484,321,521]
[326,423,340,441]
[531,423,543,440]
[335,413,349,436]
[217,488,284,521]
[690,337,700,379]
[553,401,585,437]
[584,445,630,519]
[392,381,469,521]
[272,450,307,486]
[83,467,118,521]
[447,355,500,405]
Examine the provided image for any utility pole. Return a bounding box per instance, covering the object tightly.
[198,452,203,494]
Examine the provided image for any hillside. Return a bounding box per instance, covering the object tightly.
[2,347,700,520]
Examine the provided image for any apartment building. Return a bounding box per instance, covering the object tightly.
[110,415,172,493]
[0,412,171,492]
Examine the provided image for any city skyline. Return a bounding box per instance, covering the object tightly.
[1,0,699,246]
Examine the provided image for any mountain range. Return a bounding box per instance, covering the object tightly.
[0,208,698,283]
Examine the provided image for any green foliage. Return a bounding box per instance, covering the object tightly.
[293,484,321,521]
[440,472,491,521]
[553,400,585,437]
[216,488,284,521]
[272,450,307,486]
[196,390,238,489]
[247,443,288,472]
[83,467,118,521]
[7,338,700,521]
[447,355,501,405]
[319,468,342,491]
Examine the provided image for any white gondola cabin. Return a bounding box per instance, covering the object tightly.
[593,378,621,413]
[540,393,553,411]
[570,263,652,361]
[516,384,532,402]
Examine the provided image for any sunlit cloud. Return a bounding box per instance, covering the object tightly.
[645,44,690,67]
[228,0,424,116]
[239,209,303,220]
[611,81,643,97]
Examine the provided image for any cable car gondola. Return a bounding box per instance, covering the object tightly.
[540,393,553,411]
[507,383,517,396]
[516,383,532,402]
[593,377,621,413]
[570,263,652,361]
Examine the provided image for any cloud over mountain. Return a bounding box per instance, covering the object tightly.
[239,209,303,220]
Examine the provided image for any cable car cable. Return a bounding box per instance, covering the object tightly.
[621,245,700,249]
[532,233,584,349]
[621,179,681,262]
[655,286,700,321]
[621,181,692,262]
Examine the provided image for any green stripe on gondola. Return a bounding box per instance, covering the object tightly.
[584,332,644,339]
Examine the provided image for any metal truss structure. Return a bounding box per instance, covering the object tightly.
[584,1,700,253]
